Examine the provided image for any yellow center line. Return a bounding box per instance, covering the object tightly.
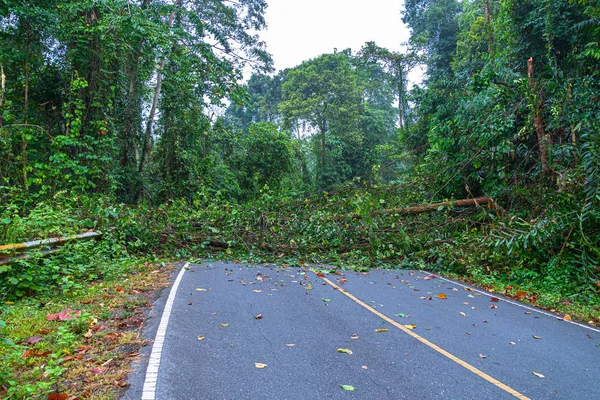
[317,274,530,400]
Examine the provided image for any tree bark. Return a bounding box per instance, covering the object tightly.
[397,59,404,130]
[373,197,490,216]
[327,197,491,221]
[23,21,31,191]
[527,57,552,177]
[0,64,5,117]
[484,0,494,55]
[138,0,180,173]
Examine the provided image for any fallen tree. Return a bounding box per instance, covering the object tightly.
[374,197,491,216]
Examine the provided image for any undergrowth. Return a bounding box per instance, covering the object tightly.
[0,183,598,396]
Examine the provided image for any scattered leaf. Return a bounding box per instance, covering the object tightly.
[478,354,486,359]
[23,336,43,346]
[21,349,52,359]
[350,334,359,340]
[375,328,389,333]
[197,335,205,341]
[532,370,545,378]
[452,288,459,292]
[490,297,499,302]
[515,291,527,299]
[306,283,313,290]
[564,314,573,322]
[90,367,105,375]
[395,313,407,318]
[337,348,353,355]
[403,324,416,330]
[509,341,516,345]
[340,385,355,391]
[489,305,498,309]
[460,312,467,317]
[468,294,475,298]
[285,344,295,348]
[221,323,229,327]
[525,312,532,315]
[322,298,331,302]
[533,335,542,339]
[253,290,262,293]
[196,288,207,292]
[420,296,432,300]
[361,365,368,370]
[255,362,267,369]
[47,394,69,400]
[254,314,263,320]
[46,309,81,322]
[465,331,471,335]
[436,293,447,300]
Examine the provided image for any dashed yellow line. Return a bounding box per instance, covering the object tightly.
[317,274,530,400]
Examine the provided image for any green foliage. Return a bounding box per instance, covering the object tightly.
[232,122,295,197]
[0,0,599,376]
[399,0,600,308]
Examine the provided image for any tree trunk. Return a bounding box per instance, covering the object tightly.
[374,197,490,216]
[396,59,404,130]
[527,57,552,177]
[0,64,5,116]
[138,0,180,173]
[484,0,494,55]
[23,21,31,191]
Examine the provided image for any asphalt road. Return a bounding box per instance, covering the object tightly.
[126,262,600,400]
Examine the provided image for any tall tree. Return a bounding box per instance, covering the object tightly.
[280,53,361,188]
[402,0,462,80]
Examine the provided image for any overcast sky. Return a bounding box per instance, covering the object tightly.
[259,0,412,71]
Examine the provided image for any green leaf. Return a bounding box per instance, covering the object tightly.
[340,385,355,391]
[395,313,406,318]
[322,298,331,302]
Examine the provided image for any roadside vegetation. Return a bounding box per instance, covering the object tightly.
[1,0,599,397]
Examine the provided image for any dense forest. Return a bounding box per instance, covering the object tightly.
[0,0,599,396]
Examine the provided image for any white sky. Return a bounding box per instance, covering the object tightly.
[259,0,411,72]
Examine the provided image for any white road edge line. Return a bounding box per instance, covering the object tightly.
[422,270,600,333]
[141,262,189,400]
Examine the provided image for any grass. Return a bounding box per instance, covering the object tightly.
[440,269,600,326]
[0,258,174,399]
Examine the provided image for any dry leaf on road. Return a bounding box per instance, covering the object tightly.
[532,370,545,378]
